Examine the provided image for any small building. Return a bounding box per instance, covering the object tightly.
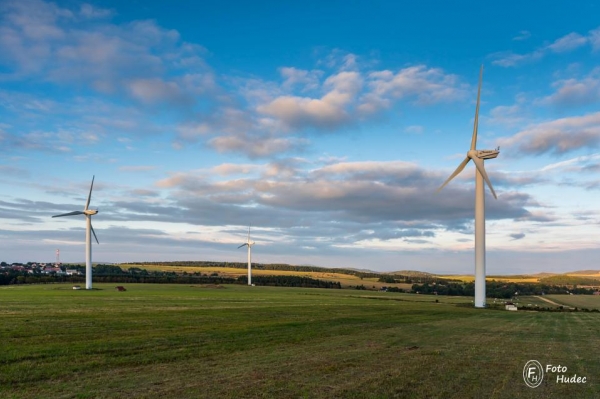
[115,286,126,292]
[43,267,63,274]
[73,286,81,290]
[505,304,518,311]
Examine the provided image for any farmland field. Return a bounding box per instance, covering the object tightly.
[441,275,541,283]
[542,294,600,309]
[123,263,413,290]
[1,284,598,398]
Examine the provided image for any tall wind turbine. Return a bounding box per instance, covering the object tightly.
[437,66,499,308]
[238,226,255,286]
[52,176,99,290]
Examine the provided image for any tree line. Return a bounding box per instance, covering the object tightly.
[237,275,341,288]
[0,265,340,289]
[122,261,391,280]
[411,281,596,297]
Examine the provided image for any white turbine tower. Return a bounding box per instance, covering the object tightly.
[238,226,255,286]
[437,66,499,308]
[52,176,99,290]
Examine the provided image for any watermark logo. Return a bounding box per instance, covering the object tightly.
[523,361,588,387]
[523,360,544,388]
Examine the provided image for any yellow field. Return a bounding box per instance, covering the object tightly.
[565,272,600,278]
[123,264,600,289]
[436,275,540,283]
[123,264,412,290]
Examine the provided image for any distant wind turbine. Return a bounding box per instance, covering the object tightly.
[437,66,499,308]
[237,226,255,286]
[52,176,99,290]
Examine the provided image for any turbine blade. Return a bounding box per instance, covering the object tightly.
[238,243,248,248]
[471,156,497,199]
[52,211,85,218]
[85,175,95,211]
[91,223,99,244]
[437,157,470,192]
[470,65,483,151]
[248,225,251,242]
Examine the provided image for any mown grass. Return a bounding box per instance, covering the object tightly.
[515,295,600,310]
[542,294,600,309]
[516,295,563,308]
[0,284,598,398]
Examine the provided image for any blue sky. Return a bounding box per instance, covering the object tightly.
[1,0,600,274]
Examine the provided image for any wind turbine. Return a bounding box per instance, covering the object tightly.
[437,66,499,308]
[237,226,255,286]
[52,176,99,290]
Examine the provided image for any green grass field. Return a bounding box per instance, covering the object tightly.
[542,294,600,309]
[1,284,598,398]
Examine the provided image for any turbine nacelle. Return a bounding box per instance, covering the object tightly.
[476,149,499,160]
[51,177,100,242]
[467,149,499,160]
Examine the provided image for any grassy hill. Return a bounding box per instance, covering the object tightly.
[539,275,600,286]
[120,262,413,290]
[117,262,600,290]
[567,270,600,275]
[389,270,434,277]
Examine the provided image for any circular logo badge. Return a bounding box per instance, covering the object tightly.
[523,360,544,388]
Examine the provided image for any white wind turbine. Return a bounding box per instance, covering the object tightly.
[52,176,99,290]
[237,226,255,286]
[437,66,499,308]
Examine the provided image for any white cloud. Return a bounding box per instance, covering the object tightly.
[209,134,307,158]
[257,95,350,129]
[79,3,114,19]
[538,67,600,107]
[127,78,190,105]
[590,27,600,51]
[546,32,588,53]
[0,0,210,107]
[404,125,424,134]
[490,50,544,67]
[257,71,362,130]
[499,112,600,155]
[487,103,527,127]
[119,165,157,172]
[492,27,598,67]
[211,163,263,176]
[176,122,212,140]
[255,64,464,135]
[363,65,465,107]
[512,30,531,41]
[279,67,322,92]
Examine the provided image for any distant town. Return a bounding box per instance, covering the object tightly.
[1,261,82,276]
